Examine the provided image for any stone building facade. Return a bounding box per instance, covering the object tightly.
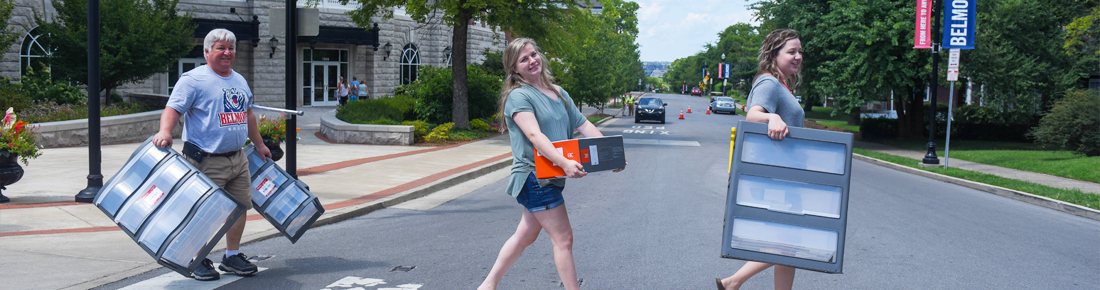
[3,0,505,107]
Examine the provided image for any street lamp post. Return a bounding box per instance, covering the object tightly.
[721,53,726,95]
[75,0,102,203]
[923,0,943,165]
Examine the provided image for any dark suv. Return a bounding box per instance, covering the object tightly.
[634,97,667,124]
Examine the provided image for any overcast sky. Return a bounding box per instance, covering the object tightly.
[634,0,760,62]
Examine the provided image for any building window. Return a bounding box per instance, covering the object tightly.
[168,46,205,95]
[20,27,50,78]
[400,44,420,85]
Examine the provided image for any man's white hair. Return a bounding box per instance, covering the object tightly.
[203,28,237,53]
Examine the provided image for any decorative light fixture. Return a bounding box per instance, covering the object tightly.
[268,37,278,58]
[383,42,393,61]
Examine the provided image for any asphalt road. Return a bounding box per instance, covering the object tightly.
[101,93,1100,289]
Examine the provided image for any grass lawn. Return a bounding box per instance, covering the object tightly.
[587,114,610,124]
[855,148,1100,210]
[870,139,1098,183]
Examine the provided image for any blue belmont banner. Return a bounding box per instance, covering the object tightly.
[941,0,976,49]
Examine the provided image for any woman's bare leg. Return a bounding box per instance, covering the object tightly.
[532,205,578,290]
[772,265,795,290]
[478,210,542,290]
[720,261,774,290]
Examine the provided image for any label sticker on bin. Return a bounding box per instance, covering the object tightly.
[94,137,247,278]
[244,144,325,243]
[722,120,853,273]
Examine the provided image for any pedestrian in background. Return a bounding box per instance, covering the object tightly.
[152,28,272,281]
[717,28,805,290]
[358,79,370,100]
[337,76,349,105]
[349,77,360,102]
[478,38,624,290]
[629,93,638,114]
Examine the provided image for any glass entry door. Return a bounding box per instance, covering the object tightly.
[311,62,341,106]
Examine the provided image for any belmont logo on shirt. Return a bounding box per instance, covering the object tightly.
[219,87,248,126]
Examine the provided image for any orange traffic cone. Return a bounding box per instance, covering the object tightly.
[687,105,692,113]
[679,109,685,119]
[706,108,711,114]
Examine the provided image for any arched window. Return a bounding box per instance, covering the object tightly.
[20,27,50,77]
[400,43,420,85]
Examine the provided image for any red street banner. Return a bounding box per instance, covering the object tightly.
[914,0,932,49]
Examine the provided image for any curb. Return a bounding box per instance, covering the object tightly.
[72,154,513,289]
[853,153,1100,221]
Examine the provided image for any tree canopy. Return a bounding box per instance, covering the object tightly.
[346,0,579,129]
[38,0,194,105]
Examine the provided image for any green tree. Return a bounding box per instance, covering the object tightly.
[37,0,194,106]
[0,0,19,52]
[558,0,643,111]
[347,0,578,129]
[811,0,922,126]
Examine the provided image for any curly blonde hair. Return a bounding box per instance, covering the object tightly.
[755,29,801,89]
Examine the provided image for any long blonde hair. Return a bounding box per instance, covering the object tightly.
[755,29,801,89]
[496,38,557,132]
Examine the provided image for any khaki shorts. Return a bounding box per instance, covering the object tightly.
[183,150,253,210]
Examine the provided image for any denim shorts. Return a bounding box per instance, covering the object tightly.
[516,173,565,212]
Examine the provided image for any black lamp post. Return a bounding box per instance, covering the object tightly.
[923,0,943,165]
[75,0,101,203]
[285,0,298,178]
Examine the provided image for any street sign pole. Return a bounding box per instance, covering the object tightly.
[944,48,960,168]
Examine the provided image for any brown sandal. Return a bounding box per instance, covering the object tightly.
[716,278,725,290]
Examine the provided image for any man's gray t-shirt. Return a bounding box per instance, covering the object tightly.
[747,74,805,128]
[503,83,586,197]
[166,65,253,154]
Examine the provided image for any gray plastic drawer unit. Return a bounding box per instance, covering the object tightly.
[722,120,854,273]
[94,137,247,277]
[244,144,325,243]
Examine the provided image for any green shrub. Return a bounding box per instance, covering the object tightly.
[336,94,417,124]
[20,65,86,105]
[406,65,501,124]
[367,118,400,125]
[425,122,454,142]
[401,120,431,141]
[1029,90,1100,156]
[450,129,488,141]
[0,78,30,111]
[470,118,491,132]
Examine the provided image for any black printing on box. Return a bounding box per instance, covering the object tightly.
[578,135,626,172]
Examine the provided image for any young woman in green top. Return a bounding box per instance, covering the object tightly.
[478,38,625,290]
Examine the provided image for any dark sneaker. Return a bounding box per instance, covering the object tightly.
[219,253,258,276]
[192,258,220,281]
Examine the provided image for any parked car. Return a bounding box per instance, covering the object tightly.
[690,87,703,96]
[634,97,667,124]
[709,96,738,115]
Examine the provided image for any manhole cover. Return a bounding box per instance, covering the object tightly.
[391,266,416,272]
